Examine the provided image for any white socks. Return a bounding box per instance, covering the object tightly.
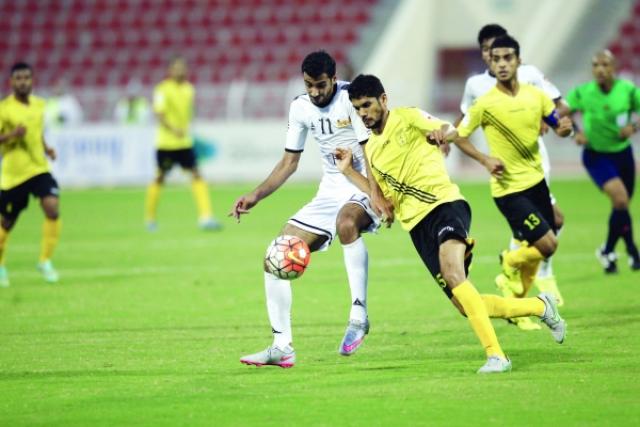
[264,272,292,349]
[342,237,368,322]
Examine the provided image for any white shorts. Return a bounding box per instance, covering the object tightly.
[288,174,381,251]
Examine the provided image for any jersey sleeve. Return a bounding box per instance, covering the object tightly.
[456,100,483,137]
[565,87,582,112]
[540,89,556,117]
[348,101,370,143]
[632,85,640,114]
[152,85,166,115]
[407,108,450,134]
[460,79,474,114]
[528,65,562,100]
[284,100,308,152]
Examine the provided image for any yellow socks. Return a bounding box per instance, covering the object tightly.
[40,218,61,262]
[191,178,213,220]
[504,245,544,268]
[505,246,544,297]
[144,182,161,223]
[452,281,505,358]
[482,294,545,318]
[0,226,9,265]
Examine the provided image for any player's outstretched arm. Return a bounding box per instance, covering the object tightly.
[229,151,301,222]
[334,147,370,194]
[453,136,504,179]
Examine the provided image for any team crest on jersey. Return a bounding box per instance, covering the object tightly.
[336,118,351,128]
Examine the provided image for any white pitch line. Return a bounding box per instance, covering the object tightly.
[3,252,596,279]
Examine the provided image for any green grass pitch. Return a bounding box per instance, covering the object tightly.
[1,179,639,426]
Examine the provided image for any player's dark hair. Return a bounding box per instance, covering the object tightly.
[477,24,507,46]
[348,74,385,100]
[301,51,336,79]
[10,62,32,76]
[491,35,520,58]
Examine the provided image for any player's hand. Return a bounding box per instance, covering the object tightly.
[439,143,451,157]
[427,129,447,146]
[12,125,26,138]
[573,132,588,146]
[539,121,550,135]
[619,124,635,139]
[554,116,573,137]
[334,147,354,173]
[45,145,56,161]
[483,156,504,179]
[229,194,258,223]
[371,187,394,228]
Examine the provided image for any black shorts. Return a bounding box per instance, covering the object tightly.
[156,148,196,172]
[0,173,59,221]
[409,200,475,299]
[493,179,555,244]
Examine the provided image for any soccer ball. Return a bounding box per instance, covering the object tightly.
[265,235,311,280]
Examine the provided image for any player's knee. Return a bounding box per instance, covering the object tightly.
[441,268,465,290]
[538,235,558,257]
[336,216,359,243]
[45,211,59,220]
[612,197,629,210]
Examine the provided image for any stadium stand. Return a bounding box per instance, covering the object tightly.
[0,0,378,120]
[607,0,640,75]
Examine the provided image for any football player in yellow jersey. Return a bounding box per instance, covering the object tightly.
[454,35,573,300]
[144,57,220,231]
[0,63,62,286]
[338,73,566,373]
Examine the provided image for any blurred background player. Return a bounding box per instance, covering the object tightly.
[454,36,573,305]
[456,24,566,322]
[144,56,221,231]
[44,78,84,128]
[231,51,380,367]
[114,79,152,125]
[343,73,565,373]
[0,63,62,286]
[567,50,640,273]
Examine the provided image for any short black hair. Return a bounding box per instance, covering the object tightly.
[10,62,32,76]
[348,74,385,100]
[301,51,336,79]
[477,24,507,46]
[491,35,520,58]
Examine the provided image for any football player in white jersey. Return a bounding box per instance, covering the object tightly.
[455,24,566,330]
[230,51,380,367]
